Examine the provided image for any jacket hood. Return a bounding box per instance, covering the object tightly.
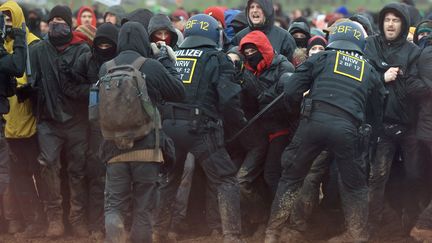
[349,13,374,36]
[239,30,274,75]
[147,13,178,47]
[0,1,39,53]
[104,5,125,25]
[94,22,119,47]
[379,3,410,43]
[117,21,150,57]
[77,6,96,27]
[246,0,274,31]
[288,22,311,38]
[121,8,153,31]
[414,20,432,44]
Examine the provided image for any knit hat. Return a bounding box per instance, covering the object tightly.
[171,9,189,22]
[75,24,97,45]
[48,5,72,28]
[307,35,328,53]
[204,6,226,28]
[94,22,119,47]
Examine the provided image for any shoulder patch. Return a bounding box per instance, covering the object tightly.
[333,51,365,82]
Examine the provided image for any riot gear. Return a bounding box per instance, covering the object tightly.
[180,14,220,49]
[327,21,366,54]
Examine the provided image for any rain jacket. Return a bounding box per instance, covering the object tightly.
[0,1,39,138]
[231,0,296,61]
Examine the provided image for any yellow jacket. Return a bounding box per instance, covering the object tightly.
[0,1,39,138]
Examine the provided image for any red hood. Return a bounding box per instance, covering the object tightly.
[239,30,274,75]
[77,6,97,27]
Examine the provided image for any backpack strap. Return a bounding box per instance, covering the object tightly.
[130,56,160,161]
[131,56,147,70]
[106,59,117,71]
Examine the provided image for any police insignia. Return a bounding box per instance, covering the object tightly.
[333,51,365,82]
[175,58,198,84]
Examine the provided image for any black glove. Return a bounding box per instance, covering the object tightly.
[15,83,34,103]
[242,70,262,98]
[12,28,26,48]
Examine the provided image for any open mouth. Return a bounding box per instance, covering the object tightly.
[251,13,261,19]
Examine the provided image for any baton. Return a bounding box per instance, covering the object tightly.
[226,92,285,143]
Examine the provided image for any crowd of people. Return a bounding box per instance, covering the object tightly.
[1,0,432,242]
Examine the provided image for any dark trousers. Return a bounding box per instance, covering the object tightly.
[369,130,425,224]
[86,125,105,232]
[290,150,333,231]
[414,140,432,229]
[264,134,291,197]
[154,119,241,236]
[0,119,10,194]
[104,162,159,243]
[6,135,44,225]
[37,119,88,225]
[266,112,368,241]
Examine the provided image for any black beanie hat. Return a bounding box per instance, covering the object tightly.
[307,35,328,53]
[48,5,73,27]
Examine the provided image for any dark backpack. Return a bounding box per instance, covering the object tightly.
[98,56,160,150]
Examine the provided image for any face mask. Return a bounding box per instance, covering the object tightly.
[95,46,116,62]
[245,51,263,70]
[419,35,432,49]
[152,34,172,47]
[48,22,72,46]
[294,37,308,48]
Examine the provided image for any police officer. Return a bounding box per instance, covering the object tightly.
[264,22,386,243]
[153,14,246,243]
[0,12,26,195]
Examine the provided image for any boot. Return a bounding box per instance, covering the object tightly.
[264,233,280,243]
[327,231,367,243]
[410,226,432,242]
[223,234,245,243]
[280,228,308,243]
[45,219,64,238]
[7,220,23,234]
[72,223,90,237]
[16,223,46,238]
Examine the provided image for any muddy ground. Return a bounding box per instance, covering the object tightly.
[0,207,419,243]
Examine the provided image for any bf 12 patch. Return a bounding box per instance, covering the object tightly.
[175,58,198,84]
[333,52,365,82]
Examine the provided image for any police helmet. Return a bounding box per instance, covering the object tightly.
[326,21,366,54]
[180,14,220,49]
[0,12,5,39]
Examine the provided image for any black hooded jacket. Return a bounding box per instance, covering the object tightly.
[30,33,90,123]
[364,3,425,127]
[349,14,375,36]
[230,0,296,61]
[68,23,119,102]
[104,5,125,27]
[416,45,432,140]
[98,22,185,162]
[148,14,178,48]
[121,8,153,31]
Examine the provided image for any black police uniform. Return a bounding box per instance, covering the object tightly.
[0,14,26,195]
[154,15,246,241]
[265,23,385,242]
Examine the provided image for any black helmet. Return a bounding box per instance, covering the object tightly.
[327,21,366,54]
[180,14,220,49]
[0,12,5,40]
